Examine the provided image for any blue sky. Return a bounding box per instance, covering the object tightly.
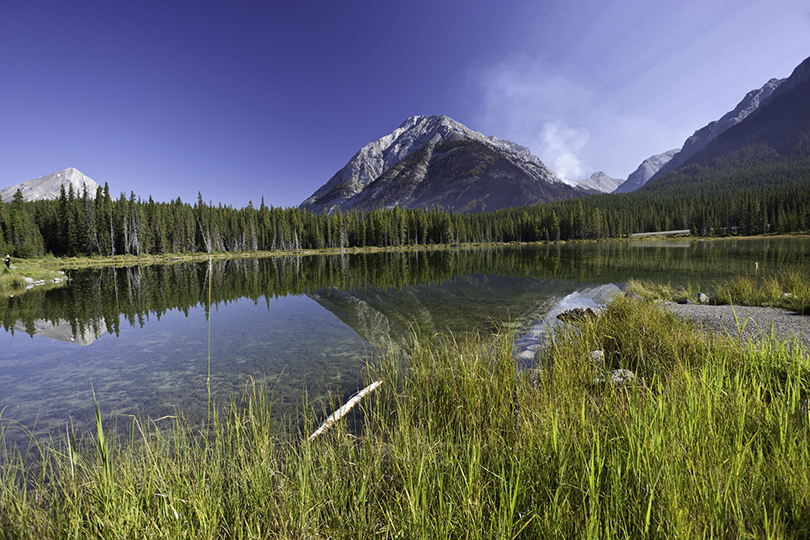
[2,0,809,208]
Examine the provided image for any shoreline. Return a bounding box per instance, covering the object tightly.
[663,302,809,352]
[13,232,810,272]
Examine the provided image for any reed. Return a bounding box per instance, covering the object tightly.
[713,269,810,313]
[0,264,66,295]
[624,278,698,303]
[1,295,809,538]
[628,269,810,314]
[0,266,26,290]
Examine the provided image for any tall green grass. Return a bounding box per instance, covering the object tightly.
[1,296,809,538]
[0,265,26,290]
[628,268,810,313]
[713,269,810,313]
[0,264,66,294]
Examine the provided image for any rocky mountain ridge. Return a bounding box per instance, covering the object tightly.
[647,77,786,183]
[613,149,680,194]
[639,55,810,193]
[1,167,100,203]
[615,74,788,193]
[300,115,578,214]
[574,171,623,193]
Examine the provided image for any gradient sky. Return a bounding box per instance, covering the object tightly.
[2,0,809,208]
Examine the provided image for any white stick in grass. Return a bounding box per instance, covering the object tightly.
[308,380,383,441]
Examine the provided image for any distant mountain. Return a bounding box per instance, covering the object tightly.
[641,54,810,193]
[574,171,623,193]
[643,76,787,187]
[0,167,100,203]
[613,149,679,193]
[301,115,580,214]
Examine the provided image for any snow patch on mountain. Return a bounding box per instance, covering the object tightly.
[301,115,564,212]
[1,167,100,203]
[613,149,679,193]
[572,171,623,193]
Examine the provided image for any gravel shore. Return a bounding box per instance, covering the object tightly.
[662,303,809,353]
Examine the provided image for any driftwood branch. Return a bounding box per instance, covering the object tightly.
[308,380,383,441]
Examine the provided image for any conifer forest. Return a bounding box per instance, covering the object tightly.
[1,174,808,259]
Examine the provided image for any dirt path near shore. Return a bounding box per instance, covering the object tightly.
[662,303,810,353]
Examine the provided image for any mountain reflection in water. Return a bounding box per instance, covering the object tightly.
[1,238,808,436]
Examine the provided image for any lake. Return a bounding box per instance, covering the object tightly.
[1,237,808,437]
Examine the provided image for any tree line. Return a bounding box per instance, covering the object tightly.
[1,176,808,259]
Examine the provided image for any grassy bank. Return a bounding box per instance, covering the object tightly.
[25,233,810,272]
[627,268,810,314]
[0,264,66,295]
[25,242,524,271]
[2,294,809,538]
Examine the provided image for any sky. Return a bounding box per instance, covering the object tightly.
[2,0,809,208]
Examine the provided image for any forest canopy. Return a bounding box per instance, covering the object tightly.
[1,173,808,259]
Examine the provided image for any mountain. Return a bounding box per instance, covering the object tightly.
[300,115,580,214]
[640,55,810,193]
[574,171,623,193]
[309,274,579,351]
[643,76,786,187]
[0,167,100,203]
[13,319,104,346]
[612,149,679,193]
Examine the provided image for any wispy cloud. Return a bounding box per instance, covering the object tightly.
[539,122,588,183]
[467,54,681,180]
[469,55,599,179]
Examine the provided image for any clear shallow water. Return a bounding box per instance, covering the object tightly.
[0,294,372,435]
[1,238,808,436]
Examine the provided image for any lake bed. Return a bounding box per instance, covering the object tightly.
[2,237,808,436]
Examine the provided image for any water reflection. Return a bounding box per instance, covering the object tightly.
[1,238,808,436]
[12,319,105,345]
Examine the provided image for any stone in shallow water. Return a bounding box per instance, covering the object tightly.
[594,368,636,386]
[517,349,536,363]
[556,307,605,322]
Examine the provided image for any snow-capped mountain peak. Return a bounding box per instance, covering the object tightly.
[0,167,101,203]
[301,115,574,214]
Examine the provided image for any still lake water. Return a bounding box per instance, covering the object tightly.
[1,237,808,436]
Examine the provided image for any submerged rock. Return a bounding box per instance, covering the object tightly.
[595,368,636,386]
[556,306,605,322]
[517,349,536,364]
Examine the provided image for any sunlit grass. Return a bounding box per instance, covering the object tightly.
[1,296,809,538]
[0,264,66,295]
[625,278,698,303]
[714,269,810,313]
[27,243,503,271]
[0,265,26,290]
[627,269,810,313]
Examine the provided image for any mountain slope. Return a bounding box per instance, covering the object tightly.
[1,167,100,202]
[641,55,810,194]
[644,77,787,187]
[301,115,579,214]
[574,171,623,193]
[613,149,679,193]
